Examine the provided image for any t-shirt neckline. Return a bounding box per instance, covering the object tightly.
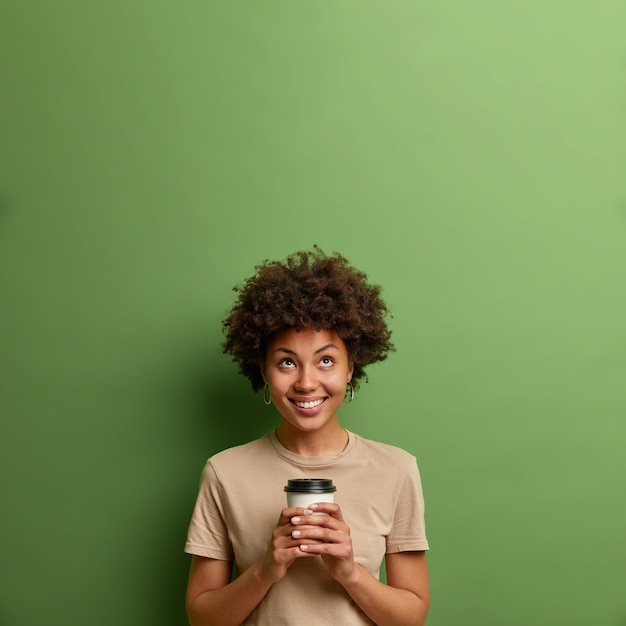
[268,429,357,467]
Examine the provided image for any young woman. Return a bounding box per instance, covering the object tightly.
[185,248,430,626]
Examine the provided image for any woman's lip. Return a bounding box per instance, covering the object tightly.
[290,398,327,409]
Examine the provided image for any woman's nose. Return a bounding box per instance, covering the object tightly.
[294,366,317,391]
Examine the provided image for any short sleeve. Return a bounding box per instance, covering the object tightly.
[386,458,429,553]
[184,460,235,560]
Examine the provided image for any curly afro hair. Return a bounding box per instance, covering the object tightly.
[222,247,394,391]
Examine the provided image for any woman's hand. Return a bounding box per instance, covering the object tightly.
[289,502,356,583]
[259,506,324,583]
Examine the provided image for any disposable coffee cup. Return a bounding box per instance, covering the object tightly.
[284,478,336,509]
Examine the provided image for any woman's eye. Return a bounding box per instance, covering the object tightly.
[319,356,334,367]
[279,359,295,369]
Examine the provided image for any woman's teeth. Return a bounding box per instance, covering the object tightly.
[294,399,324,409]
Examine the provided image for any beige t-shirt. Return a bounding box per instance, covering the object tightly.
[185,431,428,625]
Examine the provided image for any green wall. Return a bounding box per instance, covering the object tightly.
[1,2,625,625]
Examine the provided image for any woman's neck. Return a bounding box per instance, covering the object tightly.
[275,423,349,457]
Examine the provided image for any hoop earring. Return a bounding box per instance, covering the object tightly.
[344,381,354,404]
[263,384,272,405]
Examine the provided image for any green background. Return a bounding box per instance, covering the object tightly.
[1,1,625,624]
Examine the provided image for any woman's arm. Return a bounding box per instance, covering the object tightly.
[341,551,430,626]
[291,503,430,626]
[186,556,273,626]
[186,506,324,626]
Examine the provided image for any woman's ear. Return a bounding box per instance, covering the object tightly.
[347,361,354,382]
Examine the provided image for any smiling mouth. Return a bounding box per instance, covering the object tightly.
[292,398,326,409]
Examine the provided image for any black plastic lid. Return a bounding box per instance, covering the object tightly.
[284,478,336,493]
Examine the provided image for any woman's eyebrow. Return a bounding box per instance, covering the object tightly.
[314,343,339,354]
[274,347,296,355]
[273,343,339,356]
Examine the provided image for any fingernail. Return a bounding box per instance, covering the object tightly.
[291,516,300,523]
[303,509,313,515]
[309,504,319,510]
[299,544,308,551]
[292,530,301,537]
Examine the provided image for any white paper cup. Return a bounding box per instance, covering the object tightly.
[284,478,336,509]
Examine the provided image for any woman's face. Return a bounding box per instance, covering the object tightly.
[262,328,354,437]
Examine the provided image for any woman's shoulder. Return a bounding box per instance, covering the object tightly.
[208,433,273,468]
[351,431,417,465]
